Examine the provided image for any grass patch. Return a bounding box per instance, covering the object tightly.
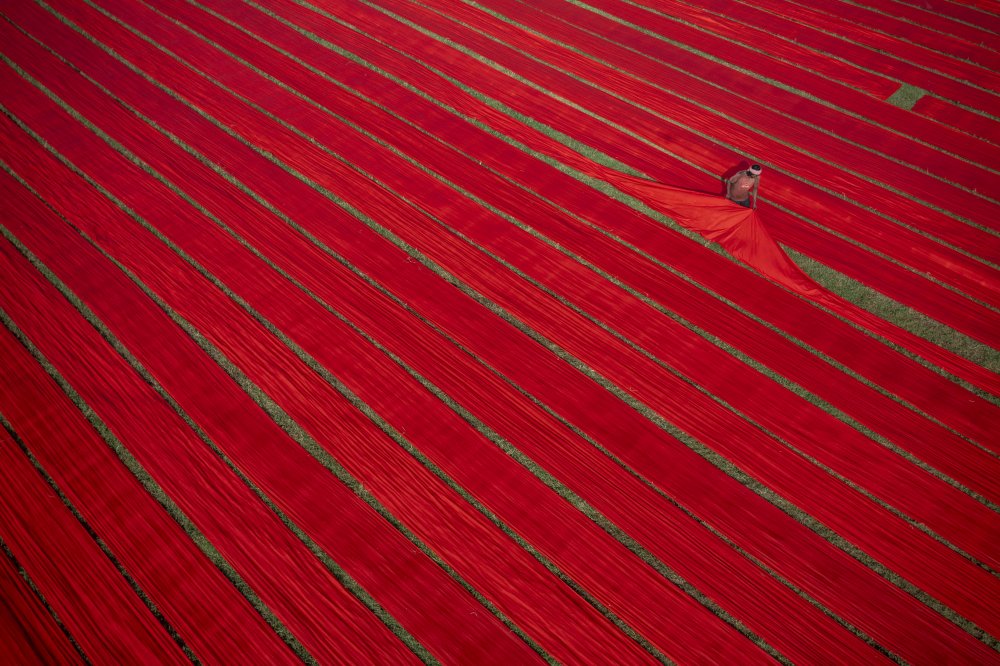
[886,84,927,110]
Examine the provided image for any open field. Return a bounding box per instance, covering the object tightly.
[1,0,999,662]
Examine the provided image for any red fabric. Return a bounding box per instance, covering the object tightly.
[913,95,1000,144]
[0,503,87,665]
[279,0,1000,354]
[179,0,1000,403]
[0,195,300,665]
[0,81,772,666]
[724,0,1000,71]
[0,61,988,664]
[9,1,1000,652]
[37,0,983,438]
[0,143,545,665]
[624,0,1000,111]
[387,0,1000,235]
[0,397,188,665]
[371,0,1000,333]
[3,0,1000,662]
[0,39,763,665]
[600,174,825,297]
[0,154,659,665]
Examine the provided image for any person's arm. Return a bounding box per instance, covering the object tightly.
[725,174,736,200]
[751,176,760,209]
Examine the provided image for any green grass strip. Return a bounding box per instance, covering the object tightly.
[0,518,93,665]
[892,84,928,111]
[789,246,1000,372]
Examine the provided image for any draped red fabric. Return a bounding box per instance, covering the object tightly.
[913,95,1000,143]
[3,78,992,664]
[596,172,826,298]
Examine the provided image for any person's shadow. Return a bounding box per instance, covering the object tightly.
[719,161,752,197]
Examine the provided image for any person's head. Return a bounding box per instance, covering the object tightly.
[748,164,762,177]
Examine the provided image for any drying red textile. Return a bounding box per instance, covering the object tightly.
[277,0,1000,372]
[0,394,188,665]
[0,501,86,665]
[913,95,1000,144]
[20,0,996,474]
[3,67,992,664]
[596,172,826,298]
[3,0,1000,662]
[9,3,999,655]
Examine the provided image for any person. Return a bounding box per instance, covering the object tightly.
[726,164,762,208]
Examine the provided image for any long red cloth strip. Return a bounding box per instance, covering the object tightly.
[0,484,88,666]
[472,0,1000,201]
[0,375,188,665]
[625,0,1000,109]
[556,0,991,166]
[913,95,1000,143]
[847,0,1000,37]
[683,0,1000,91]
[787,0,1000,70]
[0,182,303,665]
[13,2,1000,652]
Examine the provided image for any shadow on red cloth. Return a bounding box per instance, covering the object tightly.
[605,170,825,299]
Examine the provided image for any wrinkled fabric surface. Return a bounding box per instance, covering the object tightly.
[1,0,998,663]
